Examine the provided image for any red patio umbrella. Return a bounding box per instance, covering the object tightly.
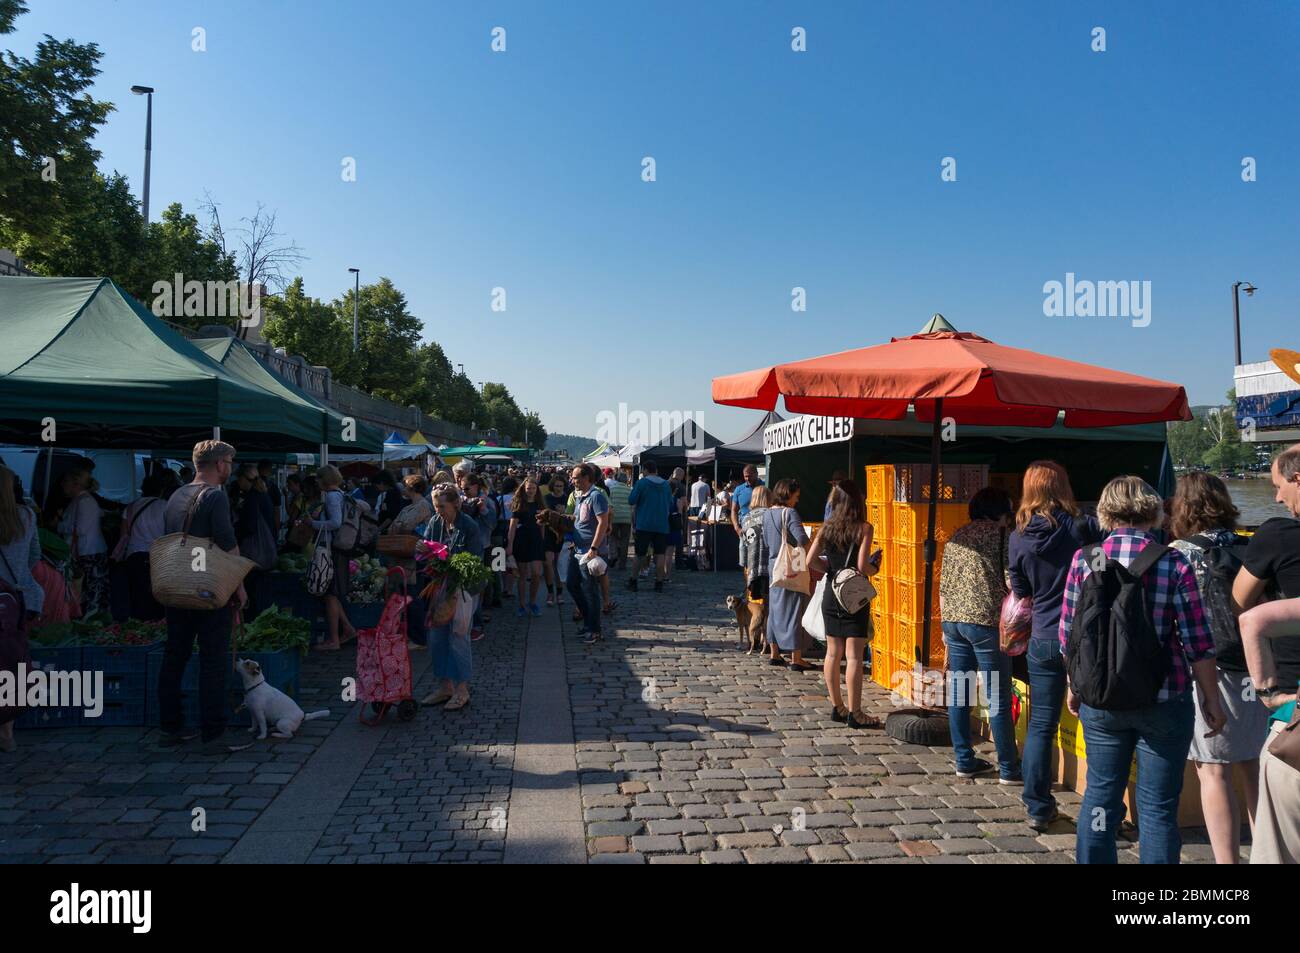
[713,317,1191,738]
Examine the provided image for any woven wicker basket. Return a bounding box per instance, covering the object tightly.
[377,534,420,560]
[150,533,255,610]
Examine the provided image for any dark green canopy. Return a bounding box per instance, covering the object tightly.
[193,336,383,454]
[0,276,365,452]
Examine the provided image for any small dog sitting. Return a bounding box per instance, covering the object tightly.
[235,658,330,740]
[725,593,768,654]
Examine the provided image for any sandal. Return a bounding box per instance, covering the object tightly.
[420,689,453,706]
[443,693,471,711]
[767,656,787,667]
[847,711,882,730]
[603,601,617,613]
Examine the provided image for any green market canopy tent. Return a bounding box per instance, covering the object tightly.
[0,277,345,451]
[440,445,532,459]
[193,336,383,454]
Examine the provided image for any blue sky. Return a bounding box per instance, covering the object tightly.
[12,0,1300,441]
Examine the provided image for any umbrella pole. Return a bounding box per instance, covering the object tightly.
[920,398,943,668]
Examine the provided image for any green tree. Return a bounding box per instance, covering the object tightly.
[262,277,352,372]
[0,167,144,282]
[440,372,486,429]
[0,0,113,242]
[521,410,547,450]
[332,278,422,401]
[480,381,524,441]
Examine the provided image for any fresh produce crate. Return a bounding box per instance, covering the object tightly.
[81,642,158,727]
[15,644,85,729]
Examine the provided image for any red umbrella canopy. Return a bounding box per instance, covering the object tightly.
[712,329,1191,427]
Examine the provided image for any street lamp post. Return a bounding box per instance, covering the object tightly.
[1233,281,1257,366]
[348,268,360,351]
[130,86,154,224]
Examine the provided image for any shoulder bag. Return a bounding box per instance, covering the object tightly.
[150,486,255,610]
[831,533,876,614]
[770,507,811,595]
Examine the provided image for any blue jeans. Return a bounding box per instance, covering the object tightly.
[566,552,603,636]
[429,595,475,684]
[1022,637,1067,822]
[1077,692,1194,864]
[942,621,1019,779]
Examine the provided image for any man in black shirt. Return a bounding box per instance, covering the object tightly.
[156,440,251,753]
[1234,444,1300,692]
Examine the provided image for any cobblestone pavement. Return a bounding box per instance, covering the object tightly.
[1,571,1231,863]
[568,569,1227,865]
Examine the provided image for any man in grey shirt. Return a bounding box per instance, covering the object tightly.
[156,440,251,753]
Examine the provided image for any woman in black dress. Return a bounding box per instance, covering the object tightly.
[806,479,881,730]
[541,475,568,607]
[509,476,547,617]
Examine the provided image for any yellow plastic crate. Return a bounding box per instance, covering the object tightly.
[893,617,947,669]
[892,502,970,545]
[888,538,947,586]
[865,465,895,504]
[866,501,892,543]
[871,647,914,698]
[892,577,941,624]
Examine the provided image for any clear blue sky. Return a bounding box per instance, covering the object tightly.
[13,0,1300,441]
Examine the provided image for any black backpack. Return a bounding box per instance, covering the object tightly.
[1187,533,1251,673]
[1066,542,1171,711]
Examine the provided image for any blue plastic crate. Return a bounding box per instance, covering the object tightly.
[146,647,301,728]
[345,602,383,630]
[93,698,147,726]
[15,645,87,729]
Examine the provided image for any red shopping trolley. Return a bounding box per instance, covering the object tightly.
[357,567,420,725]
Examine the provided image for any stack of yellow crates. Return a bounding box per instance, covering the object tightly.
[865,464,986,701]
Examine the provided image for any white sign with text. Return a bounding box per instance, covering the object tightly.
[762,415,855,455]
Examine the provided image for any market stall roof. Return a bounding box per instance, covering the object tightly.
[383,430,406,444]
[0,276,344,451]
[193,336,384,453]
[686,410,784,466]
[440,444,531,458]
[408,430,430,445]
[712,323,1191,427]
[637,420,724,469]
[582,442,610,461]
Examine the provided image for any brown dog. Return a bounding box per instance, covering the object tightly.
[725,593,767,654]
[535,508,568,545]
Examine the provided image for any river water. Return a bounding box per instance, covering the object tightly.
[1225,479,1288,528]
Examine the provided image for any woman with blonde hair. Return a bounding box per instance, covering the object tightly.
[0,466,42,752]
[1007,460,1102,831]
[1059,476,1223,864]
[311,465,356,651]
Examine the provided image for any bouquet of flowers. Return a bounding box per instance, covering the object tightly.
[415,540,492,625]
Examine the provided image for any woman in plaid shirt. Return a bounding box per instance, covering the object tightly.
[1058,476,1225,864]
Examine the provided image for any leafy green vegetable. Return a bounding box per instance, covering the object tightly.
[239,605,312,657]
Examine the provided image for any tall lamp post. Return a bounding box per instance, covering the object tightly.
[130,85,154,224]
[348,268,360,351]
[1233,281,1257,366]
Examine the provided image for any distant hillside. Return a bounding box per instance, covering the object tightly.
[546,433,599,458]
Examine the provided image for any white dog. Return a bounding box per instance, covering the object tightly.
[235,658,330,739]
